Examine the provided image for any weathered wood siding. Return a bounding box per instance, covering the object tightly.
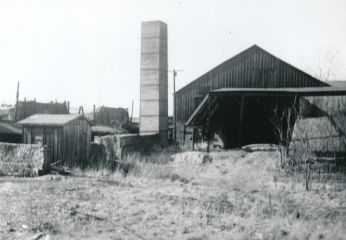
[63,119,91,167]
[22,126,63,164]
[22,118,91,166]
[175,45,328,122]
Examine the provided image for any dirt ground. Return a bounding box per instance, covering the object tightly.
[1,150,346,240]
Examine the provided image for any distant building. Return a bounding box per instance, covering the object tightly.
[18,114,92,167]
[94,106,129,125]
[13,100,69,121]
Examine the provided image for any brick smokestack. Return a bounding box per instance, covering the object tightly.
[140,21,168,143]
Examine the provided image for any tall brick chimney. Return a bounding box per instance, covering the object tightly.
[140,21,168,143]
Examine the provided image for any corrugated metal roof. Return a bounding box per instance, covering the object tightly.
[18,114,89,126]
[0,122,22,134]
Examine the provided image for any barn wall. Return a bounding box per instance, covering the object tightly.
[175,46,327,122]
[63,119,91,167]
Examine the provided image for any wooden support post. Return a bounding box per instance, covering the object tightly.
[182,126,186,148]
[238,95,245,149]
[192,127,195,150]
[207,96,211,152]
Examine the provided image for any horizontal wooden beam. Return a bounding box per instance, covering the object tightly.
[210,90,346,98]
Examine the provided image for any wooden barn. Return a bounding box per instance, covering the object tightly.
[18,114,92,166]
[175,45,346,150]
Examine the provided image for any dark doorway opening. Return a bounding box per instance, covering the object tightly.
[211,96,298,149]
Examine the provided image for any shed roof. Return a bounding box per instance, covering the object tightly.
[185,85,346,126]
[0,121,22,134]
[210,83,346,97]
[18,114,92,126]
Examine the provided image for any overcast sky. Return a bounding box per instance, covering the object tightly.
[1,0,346,116]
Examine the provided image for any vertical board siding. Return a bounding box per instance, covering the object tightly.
[63,119,91,166]
[22,118,91,166]
[175,45,328,122]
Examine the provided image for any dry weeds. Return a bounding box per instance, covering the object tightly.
[1,150,346,239]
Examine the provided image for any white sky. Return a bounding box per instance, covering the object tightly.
[1,0,346,116]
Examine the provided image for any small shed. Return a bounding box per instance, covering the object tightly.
[18,114,92,166]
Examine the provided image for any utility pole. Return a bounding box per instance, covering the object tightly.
[171,69,184,143]
[78,106,84,115]
[131,100,134,123]
[14,81,19,121]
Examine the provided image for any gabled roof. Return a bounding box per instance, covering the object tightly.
[176,44,328,95]
[18,114,92,126]
[0,121,22,134]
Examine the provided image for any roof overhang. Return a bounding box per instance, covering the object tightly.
[185,86,346,126]
[210,86,346,97]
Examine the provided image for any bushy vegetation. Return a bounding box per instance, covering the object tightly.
[271,97,346,191]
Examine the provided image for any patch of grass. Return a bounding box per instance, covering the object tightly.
[2,150,346,239]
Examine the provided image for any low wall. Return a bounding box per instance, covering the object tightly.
[92,133,160,165]
[0,143,51,176]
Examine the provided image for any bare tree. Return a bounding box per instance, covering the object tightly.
[306,48,344,81]
[270,100,295,168]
